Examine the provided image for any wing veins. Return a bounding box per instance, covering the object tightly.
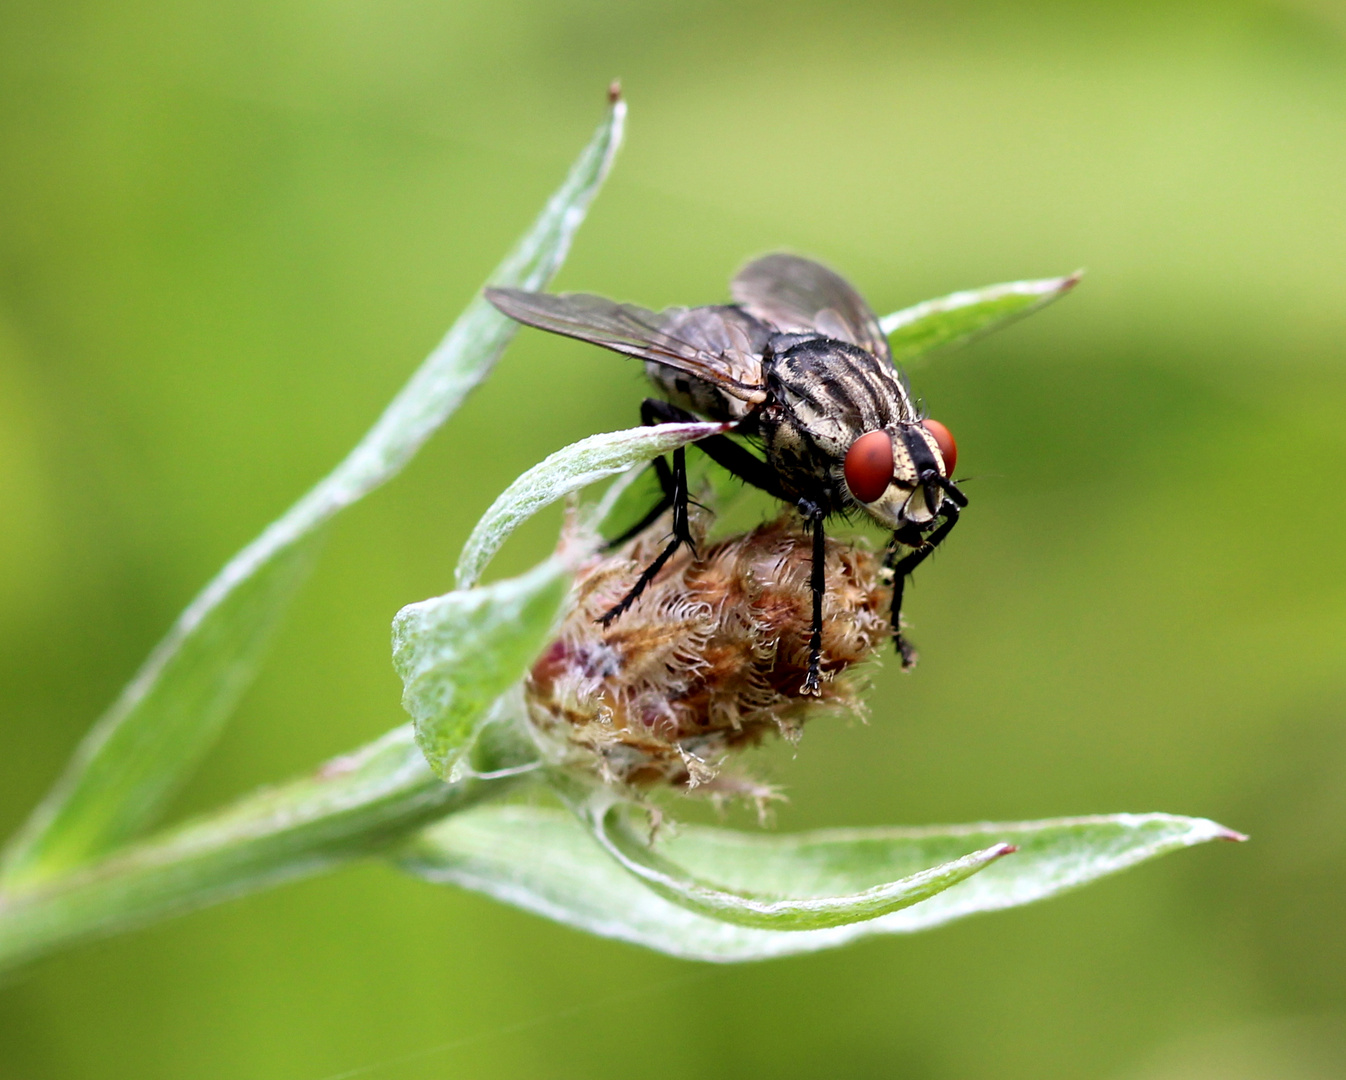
[731,253,891,363]
[485,288,767,400]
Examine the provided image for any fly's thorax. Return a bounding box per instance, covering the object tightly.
[755,411,831,507]
[766,337,914,459]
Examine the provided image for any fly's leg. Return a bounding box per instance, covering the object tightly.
[644,399,818,689]
[683,427,789,502]
[690,418,821,691]
[600,397,788,626]
[597,399,698,626]
[601,398,695,551]
[885,504,961,670]
[639,399,789,501]
[601,455,677,550]
[597,443,693,626]
[606,396,788,552]
[799,499,827,696]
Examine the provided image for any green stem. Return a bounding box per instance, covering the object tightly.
[0,723,533,972]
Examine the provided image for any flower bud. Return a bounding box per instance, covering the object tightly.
[525,515,893,798]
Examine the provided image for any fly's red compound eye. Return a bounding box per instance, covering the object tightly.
[921,418,957,476]
[843,429,894,504]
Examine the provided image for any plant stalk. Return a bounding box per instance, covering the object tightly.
[0,723,532,972]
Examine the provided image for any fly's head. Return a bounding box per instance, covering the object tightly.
[839,419,963,532]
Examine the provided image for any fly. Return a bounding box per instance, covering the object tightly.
[487,253,966,694]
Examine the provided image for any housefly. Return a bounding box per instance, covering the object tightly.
[486,254,965,694]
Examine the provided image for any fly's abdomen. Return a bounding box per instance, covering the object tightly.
[644,360,750,422]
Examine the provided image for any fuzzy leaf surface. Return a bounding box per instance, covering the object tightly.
[572,795,1012,930]
[880,273,1080,365]
[455,421,725,589]
[0,99,625,888]
[0,717,540,972]
[392,563,568,780]
[400,805,1243,962]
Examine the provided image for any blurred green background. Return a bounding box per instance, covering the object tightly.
[3,0,1346,1076]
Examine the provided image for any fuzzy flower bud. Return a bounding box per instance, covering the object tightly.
[525,515,893,797]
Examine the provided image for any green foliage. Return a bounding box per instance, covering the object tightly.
[0,96,625,890]
[393,561,568,780]
[564,786,1013,932]
[0,719,537,972]
[0,96,1241,978]
[401,805,1239,962]
[7,4,1346,1074]
[880,274,1081,366]
[455,420,725,589]
[0,539,319,888]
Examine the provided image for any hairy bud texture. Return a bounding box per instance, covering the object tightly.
[526,515,893,794]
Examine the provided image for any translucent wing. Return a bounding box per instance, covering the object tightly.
[486,289,769,402]
[731,253,891,362]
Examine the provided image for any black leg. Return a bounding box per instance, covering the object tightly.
[602,398,696,551]
[602,454,676,550]
[885,505,961,670]
[600,396,787,627]
[933,473,968,508]
[892,505,961,580]
[598,443,694,627]
[799,499,827,696]
[642,398,789,501]
[688,430,789,502]
[887,572,919,671]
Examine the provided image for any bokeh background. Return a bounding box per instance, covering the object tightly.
[3,0,1346,1076]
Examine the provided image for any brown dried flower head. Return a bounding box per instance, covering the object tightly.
[525,513,893,797]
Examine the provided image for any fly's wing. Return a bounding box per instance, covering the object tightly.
[485,288,769,402]
[730,253,891,363]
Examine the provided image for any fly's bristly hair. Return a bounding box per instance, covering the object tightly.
[524,513,893,806]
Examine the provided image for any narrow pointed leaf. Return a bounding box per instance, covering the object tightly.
[455,421,725,589]
[393,563,569,780]
[573,794,1012,930]
[1,97,626,888]
[879,273,1081,365]
[400,805,1243,962]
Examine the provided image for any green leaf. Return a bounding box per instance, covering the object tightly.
[586,464,665,544]
[0,96,626,889]
[0,718,538,973]
[455,421,725,589]
[392,563,569,780]
[399,805,1243,962]
[879,273,1081,366]
[585,447,752,550]
[570,791,1011,931]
